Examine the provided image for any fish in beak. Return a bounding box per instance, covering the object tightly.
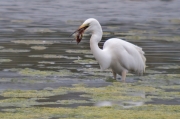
[71,24,89,44]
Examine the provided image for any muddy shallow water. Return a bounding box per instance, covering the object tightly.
[0,0,180,119]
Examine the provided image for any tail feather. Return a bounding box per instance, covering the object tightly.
[135,46,146,72]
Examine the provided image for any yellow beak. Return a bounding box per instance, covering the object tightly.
[71,24,89,44]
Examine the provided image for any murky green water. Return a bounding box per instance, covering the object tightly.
[0,0,180,118]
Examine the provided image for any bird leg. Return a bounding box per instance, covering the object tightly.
[112,70,117,80]
[121,71,126,82]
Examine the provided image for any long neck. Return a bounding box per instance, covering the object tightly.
[90,31,111,70]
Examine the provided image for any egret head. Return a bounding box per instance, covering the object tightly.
[72,18,101,44]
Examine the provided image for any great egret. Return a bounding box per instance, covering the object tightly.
[72,18,146,81]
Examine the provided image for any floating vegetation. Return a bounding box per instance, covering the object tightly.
[114,32,135,36]
[0,59,12,63]
[78,68,112,77]
[17,64,33,67]
[81,68,103,72]
[115,30,158,36]
[12,40,55,45]
[38,61,55,64]
[160,85,180,90]
[169,18,180,24]
[134,23,150,26]
[37,64,45,68]
[29,54,79,59]
[84,55,94,58]
[145,69,162,74]
[11,19,32,23]
[73,59,97,64]
[2,89,66,98]
[0,46,4,49]
[123,35,146,40]
[46,66,63,69]
[0,49,30,53]
[142,73,180,80]
[57,99,89,105]
[161,36,180,42]
[0,79,180,119]
[30,46,47,50]
[123,35,180,42]
[106,26,119,30]
[0,78,12,83]
[66,49,91,54]
[103,32,112,35]
[0,98,33,108]
[32,28,56,33]
[10,68,73,77]
[2,90,52,98]
[0,105,180,119]
[128,30,158,34]
[156,65,180,69]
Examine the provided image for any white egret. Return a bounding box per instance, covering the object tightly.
[72,18,146,82]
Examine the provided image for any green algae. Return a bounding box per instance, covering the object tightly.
[114,28,180,42]
[66,83,157,102]
[8,78,51,84]
[38,61,55,64]
[160,85,180,90]
[0,98,37,108]
[18,64,33,67]
[10,68,73,77]
[2,88,67,98]
[115,30,157,37]
[29,54,79,59]
[84,55,94,58]
[157,65,180,69]
[73,59,97,64]
[0,59,12,62]
[33,28,56,33]
[0,46,4,49]
[0,49,30,53]
[2,90,54,98]
[124,35,146,40]
[106,26,119,30]
[0,80,180,119]
[11,19,32,23]
[60,81,180,103]
[0,105,180,119]
[142,73,180,81]
[0,78,12,83]
[57,99,89,105]
[66,49,91,54]
[85,70,111,77]
[128,30,158,34]
[103,32,112,36]
[46,66,63,69]
[81,68,111,73]
[12,40,55,45]
[162,36,180,42]
[145,69,162,74]
[169,18,180,24]
[24,68,72,77]
[30,46,47,50]
[134,23,150,26]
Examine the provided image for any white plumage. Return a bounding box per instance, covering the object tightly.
[73,18,146,81]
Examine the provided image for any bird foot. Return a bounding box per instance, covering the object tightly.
[116,78,125,82]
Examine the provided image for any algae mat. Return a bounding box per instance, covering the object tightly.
[0,80,180,119]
